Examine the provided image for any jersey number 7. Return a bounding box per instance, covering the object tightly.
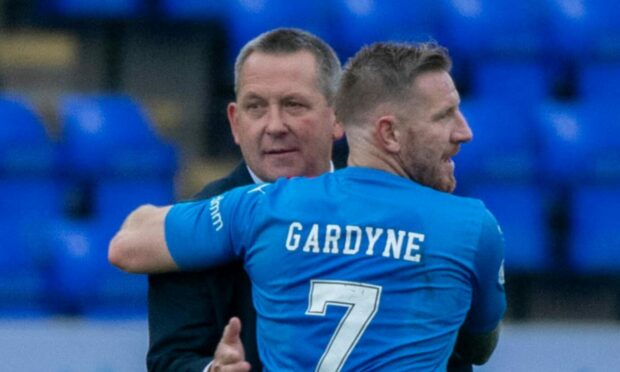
[306,280,383,372]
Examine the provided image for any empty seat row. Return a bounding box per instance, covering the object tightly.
[0,94,177,317]
[470,61,620,102]
[465,183,620,275]
[455,97,620,275]
[40,0,620,64]
[457,98,620,186]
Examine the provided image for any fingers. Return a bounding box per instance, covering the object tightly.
[211,361,251,372]
[211,317,249,372]
[221,317,242,345]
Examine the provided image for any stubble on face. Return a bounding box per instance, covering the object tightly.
[398,71,462,193]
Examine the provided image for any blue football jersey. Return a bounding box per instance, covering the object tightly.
[166,167,506,371]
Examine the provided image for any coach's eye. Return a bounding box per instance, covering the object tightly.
[284,100,308,115]
[245,101,266,113]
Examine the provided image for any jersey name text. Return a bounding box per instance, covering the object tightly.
[285,222,424,263]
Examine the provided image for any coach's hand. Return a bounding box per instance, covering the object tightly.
[209,317,251,372]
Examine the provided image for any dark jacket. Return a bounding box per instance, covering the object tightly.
[147,162,261,372]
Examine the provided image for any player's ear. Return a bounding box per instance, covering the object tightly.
[227,102,241,145]
[376,115,400,153]
[332,117,345,141]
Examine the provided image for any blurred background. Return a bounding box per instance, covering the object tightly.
[0,0,619,370]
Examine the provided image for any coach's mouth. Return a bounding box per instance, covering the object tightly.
[264,148,298,156]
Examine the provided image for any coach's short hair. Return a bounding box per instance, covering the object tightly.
[234,28,341,105]
[335,42,452,127]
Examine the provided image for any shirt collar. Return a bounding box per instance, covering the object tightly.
[247,161,335,184]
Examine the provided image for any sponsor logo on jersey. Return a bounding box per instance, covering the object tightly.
[210,195,225,231]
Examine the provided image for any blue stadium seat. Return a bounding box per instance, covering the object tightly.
[44,220,103,314]
[544,0,620,63]
[94,178,175,228]
[44,219,147,317]
[471,61,551,104]
[0,217,47,316]
[0,96,62,316]
[578,63,620,101]
[159,0,229,20]
[537,101,620,185]
[0,177,63,314]
[0,178,64,316]
[439,0,546,62]
[569,186,620,273]
[57,94,176,316]
[225,0,332,63]
[42,0,146,18]
[455,99,538,188]
[543,0,593,62]
[332,0,439,61]
[0,96,58,175]
[59,94,177,180]
[468,184,550,272]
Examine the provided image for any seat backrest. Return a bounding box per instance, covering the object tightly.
[471,61,551,104]
[42,0,146,18]
[439,0,546,61]
[43,219,105,313]
[456,98,538,186]
[569,186,620,273]
[544,0,620,62]
[159,0,228,20]
[468,184,550,272]
[537,101,620,185]
[578,63,620,101]
[0,95,57,175]
[225,0,332,64]
[94,178,175,227]
[59,94,177,179]
[332,0,439,60]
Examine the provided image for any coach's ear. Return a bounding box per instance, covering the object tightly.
[376,115,400,154]
[227,102,241,145]
[329,106,344,141]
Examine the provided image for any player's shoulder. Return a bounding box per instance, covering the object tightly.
[424,184,488,215]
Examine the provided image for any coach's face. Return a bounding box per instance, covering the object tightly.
[398,70,472,193]
[228,51,342,181]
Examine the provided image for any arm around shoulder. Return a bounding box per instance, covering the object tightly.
[108,204,178,273]
[453,324,500,365]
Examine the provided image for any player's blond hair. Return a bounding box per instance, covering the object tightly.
[335,42,452,127]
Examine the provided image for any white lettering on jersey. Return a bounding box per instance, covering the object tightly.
[285,222,303,251]
[403,232,424,262]
[209,195,225,231]
[364,227,383,256]
[383,229,406,259]
[343,225,362,255]
[285,222,425,264]
[324,224,341,254]
[303,224,321,253]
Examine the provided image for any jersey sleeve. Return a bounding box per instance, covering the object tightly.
[164,184,262,270]
[462,207,507,333]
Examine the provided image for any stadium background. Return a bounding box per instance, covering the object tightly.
[0,0,619,370]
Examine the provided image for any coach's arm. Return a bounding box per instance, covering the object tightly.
[108,204,177,274]
[452,324,501,365]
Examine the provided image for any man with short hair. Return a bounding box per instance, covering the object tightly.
[122,41,503,370]
[146,28,343,372]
